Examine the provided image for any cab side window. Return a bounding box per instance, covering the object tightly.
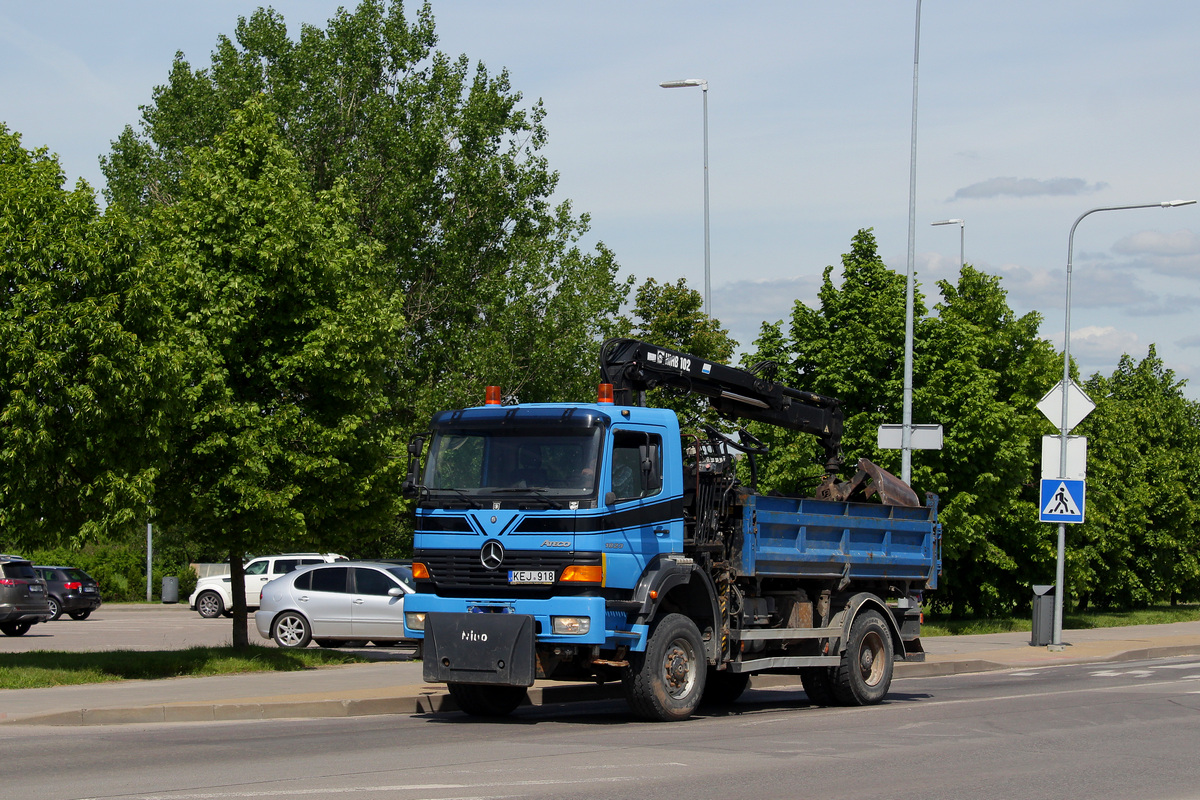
[611,431,663,502]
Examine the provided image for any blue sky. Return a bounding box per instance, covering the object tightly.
[3,1,1199,402]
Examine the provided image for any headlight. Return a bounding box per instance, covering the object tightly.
[405,612,426,631]
[551,616,590,635]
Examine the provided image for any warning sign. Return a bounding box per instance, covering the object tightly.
[1040,479,1085,524]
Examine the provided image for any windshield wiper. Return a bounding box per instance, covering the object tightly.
[426,488,482,508]
[488,487,565,509]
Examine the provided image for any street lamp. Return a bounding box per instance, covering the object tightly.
[1050,198,1196,649]
[660,78,711,318]
[931,218,964,268]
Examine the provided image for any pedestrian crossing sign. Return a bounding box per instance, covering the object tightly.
[1040,479,1085,524]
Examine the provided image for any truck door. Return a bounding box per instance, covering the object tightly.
[603,427,682,584]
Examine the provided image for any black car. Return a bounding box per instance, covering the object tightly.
[0,554,52,636]
[34,566,103,621]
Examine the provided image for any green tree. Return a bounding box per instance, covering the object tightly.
[1074,348,1200,608]
[102,0,629,425]
[0,125,176,550]
[921,266,1060,615]
[150,98,404,646]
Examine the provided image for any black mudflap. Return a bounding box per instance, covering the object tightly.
[423,612,537,686]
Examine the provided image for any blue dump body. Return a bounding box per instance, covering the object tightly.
[735,493,940,588]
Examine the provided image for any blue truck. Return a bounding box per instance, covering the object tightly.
[401,339,941,721]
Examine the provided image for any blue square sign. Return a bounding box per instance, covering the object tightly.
[1040,479,1085,524]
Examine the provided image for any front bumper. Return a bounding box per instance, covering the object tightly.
[402,594,648,652]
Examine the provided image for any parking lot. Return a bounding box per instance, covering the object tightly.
[0,603,415,655]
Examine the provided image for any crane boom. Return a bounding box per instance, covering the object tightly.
[598,338,845,475]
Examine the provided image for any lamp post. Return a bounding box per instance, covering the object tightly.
[1050,198,1196,648]
[931,218,964,268]
[660,78,711,318]
[900,0,922,485]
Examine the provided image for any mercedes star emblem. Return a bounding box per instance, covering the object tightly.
[480,539,504,570]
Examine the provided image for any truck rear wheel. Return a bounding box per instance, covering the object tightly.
[622,613,707,722]
[447,683,528,717]
[831,609,893,706]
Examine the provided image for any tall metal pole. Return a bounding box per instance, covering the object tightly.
[146,521,153,602]
[901,0,922,485]
[1051,199,1195,647]
[660,78,711,317]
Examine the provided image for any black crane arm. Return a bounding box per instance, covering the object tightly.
[598,338,844,475]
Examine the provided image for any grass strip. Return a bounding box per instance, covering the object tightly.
[0,645,367,690]
[922,604,1200,636]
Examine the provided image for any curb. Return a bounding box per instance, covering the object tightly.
[7,642,1200,726]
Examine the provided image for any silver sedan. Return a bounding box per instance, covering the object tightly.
[254,562,415,648]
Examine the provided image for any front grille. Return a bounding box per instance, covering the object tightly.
[416,549,599,596]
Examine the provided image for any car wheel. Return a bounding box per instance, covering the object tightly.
[195,591,225,619]
[68,609,92,621]
[271,611,312,648]
[1,621,32,636]
[46,596,62,621]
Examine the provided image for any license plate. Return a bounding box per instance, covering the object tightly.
[83,587,96,593]
[508,570,555,585]
[29,584,43,592]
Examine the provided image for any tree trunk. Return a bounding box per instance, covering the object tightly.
[229,546,249,649]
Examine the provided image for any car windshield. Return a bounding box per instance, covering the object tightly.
[387,565,415,591]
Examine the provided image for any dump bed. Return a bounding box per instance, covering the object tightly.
[731,491,940,589]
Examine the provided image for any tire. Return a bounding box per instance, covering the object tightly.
[271,611,313,649]
[46,596,62,621]
[622,613,707,722]
[799,667,837,707]
[68,609,92,621]
[830,609,894,706]
[1,621,32,636]
[701,669,750,706]
[447,683,528,717]
[195,591,225,619]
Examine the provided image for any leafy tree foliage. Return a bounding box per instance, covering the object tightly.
[0,125,176,549]
[148,98,404,644]
[1074,348,1200,608]
[102,0,629,425]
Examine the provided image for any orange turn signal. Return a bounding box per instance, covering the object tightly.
[411,562,430,580]
[560,564,603,584]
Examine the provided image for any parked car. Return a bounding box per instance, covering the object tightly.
[33,566,102,621]
[0,554,52,636]
[189,553,347,619]
[254,561,415,648]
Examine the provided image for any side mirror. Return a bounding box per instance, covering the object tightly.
[400,435,426,498]
[605,491,617,506]
[388,587,403,597]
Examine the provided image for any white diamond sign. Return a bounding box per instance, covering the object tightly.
[1037,380,1095,432]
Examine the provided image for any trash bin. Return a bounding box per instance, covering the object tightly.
[1030,584,1055,646]
[161,576,179,604]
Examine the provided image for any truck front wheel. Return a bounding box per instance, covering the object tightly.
[623,613,707,721]
[831,609,894,705]
[447,683,528,717]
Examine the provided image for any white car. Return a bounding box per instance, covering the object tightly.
[255,561,415,648]
[189,553,347,618]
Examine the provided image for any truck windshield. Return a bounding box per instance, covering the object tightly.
[423,424,603,498]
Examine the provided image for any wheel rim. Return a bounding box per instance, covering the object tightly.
[858,629,887,687]
[275,615,307,647]
[48,598,59,617]
[198,595,220,616]
[661,636,698,699]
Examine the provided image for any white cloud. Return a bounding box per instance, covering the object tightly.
[951,177,1108,201]
[1065,325,1141,362]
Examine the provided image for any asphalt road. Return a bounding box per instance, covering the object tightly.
[4,655,1200,800]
